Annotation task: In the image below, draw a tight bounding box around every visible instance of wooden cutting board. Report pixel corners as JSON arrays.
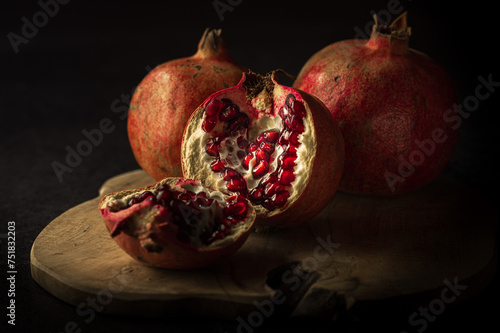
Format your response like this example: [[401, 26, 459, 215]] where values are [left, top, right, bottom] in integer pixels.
[[30, 169, 497, 319]]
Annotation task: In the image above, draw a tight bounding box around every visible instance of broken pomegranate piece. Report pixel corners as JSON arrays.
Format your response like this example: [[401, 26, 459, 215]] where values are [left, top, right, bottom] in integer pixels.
[[182, 71, 345, 227], [99, 177, 255, 269]]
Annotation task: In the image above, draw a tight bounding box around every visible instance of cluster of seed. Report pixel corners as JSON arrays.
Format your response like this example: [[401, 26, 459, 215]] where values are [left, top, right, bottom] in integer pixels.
[[109, 183, 248, 246], [202, 94, 306, 211]]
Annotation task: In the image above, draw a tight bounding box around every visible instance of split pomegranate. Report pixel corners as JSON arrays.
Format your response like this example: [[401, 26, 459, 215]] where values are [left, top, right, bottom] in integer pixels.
[[99, 177, 255, 269], [294, 13, 459, 195], [128, 28, 246, 180], [182, 71, 345, 227]]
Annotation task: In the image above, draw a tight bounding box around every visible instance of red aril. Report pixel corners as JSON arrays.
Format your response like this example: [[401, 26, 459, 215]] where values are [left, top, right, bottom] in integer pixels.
[[99, 177, 255, 269], [182, 71, 345, 227]]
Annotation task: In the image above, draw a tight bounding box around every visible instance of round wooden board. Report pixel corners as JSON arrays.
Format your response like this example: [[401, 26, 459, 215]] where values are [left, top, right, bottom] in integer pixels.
[[30, 169, 497, 319]]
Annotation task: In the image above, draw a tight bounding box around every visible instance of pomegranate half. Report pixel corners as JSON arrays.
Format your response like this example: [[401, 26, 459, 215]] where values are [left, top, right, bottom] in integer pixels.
[[294, 13, 459, 195], [99, 177, 255, 269], [128, 28, 246, 180], [182, 71, 345, 227]]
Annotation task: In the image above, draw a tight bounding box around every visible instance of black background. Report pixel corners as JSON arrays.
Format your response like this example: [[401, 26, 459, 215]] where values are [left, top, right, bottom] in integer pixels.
[[1, 0, 498, 332]]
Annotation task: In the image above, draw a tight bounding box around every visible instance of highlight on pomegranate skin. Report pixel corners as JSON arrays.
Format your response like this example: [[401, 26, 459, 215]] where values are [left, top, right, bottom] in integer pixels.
[[182, 70, 345, 227], [99, 177, 255, 269], [294, 12, 459, 195], [127, 28, 246, 181]]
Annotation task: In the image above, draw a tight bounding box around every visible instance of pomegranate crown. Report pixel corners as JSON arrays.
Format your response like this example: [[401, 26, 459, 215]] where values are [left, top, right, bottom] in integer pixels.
[[373, 11, 411, 39], [367, 12, 411, 54], [239, 70, 297, 99], [195, 28, 232, 60]]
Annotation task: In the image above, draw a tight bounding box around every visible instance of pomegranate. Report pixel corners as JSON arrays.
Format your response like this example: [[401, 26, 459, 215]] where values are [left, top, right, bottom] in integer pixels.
[[99, 177, 255, 269], [128, 28, 246, 180], [294, 13, 459, 195], [182, 71, 345, 227]]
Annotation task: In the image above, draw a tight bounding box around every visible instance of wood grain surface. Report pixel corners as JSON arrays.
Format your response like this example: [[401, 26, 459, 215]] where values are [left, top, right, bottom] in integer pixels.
[[30, 169, 497, 319]]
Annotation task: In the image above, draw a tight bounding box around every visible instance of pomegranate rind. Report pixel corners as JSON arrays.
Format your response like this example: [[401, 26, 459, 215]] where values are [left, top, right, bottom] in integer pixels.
[[127, 28, 246, 180], [98, 177, 255, 269], [293, 13, 458, 195], [182, 71, 345, 227]]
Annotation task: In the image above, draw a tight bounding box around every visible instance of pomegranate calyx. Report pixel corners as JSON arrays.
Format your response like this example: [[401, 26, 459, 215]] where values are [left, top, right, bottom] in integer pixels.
[[367, 12, 410, 54], [240, 70, 296, 101], [241, 71, 275, 101], [373, 12, 411, 38], [195, 28, 232, 60], [389, 11, 410, 35]]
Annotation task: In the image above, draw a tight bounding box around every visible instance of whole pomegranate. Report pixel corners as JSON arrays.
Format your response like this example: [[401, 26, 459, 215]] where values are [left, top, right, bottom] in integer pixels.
[[182, 71, 345, 227], [99, 177, 255, 269], [294, 13, 459, 195], [128, 28, 246, 180]]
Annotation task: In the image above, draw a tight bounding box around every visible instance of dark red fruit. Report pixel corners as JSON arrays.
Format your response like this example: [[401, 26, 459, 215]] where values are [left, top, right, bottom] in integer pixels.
[[294, 13, 458, 195], [182, 71, 344, 227], [99, 178, 255, 269], [128, 28, 246, 180]]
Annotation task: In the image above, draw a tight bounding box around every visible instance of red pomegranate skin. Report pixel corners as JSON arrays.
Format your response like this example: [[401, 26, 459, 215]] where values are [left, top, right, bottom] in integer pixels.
[[181, 71, 345, 227], [128, 29, 246, 180], [99, 178, 256, 269], [294, 13, 459, 195]]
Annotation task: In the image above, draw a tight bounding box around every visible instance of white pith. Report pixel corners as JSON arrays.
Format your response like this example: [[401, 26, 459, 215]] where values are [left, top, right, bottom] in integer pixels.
[[100, 179, 253, 248], [182, 86, 316, 218]]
